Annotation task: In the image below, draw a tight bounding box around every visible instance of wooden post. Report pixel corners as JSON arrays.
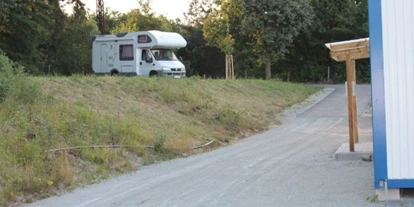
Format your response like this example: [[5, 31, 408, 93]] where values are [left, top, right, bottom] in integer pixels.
[[228, 55, 230, 79], [230, 55, 232, 79], [226, 55, 229, 80], [351, 60, 359, 143], [226, 55, 234, 80], [346, 53, 355, 152], [225, 55, 229, 80], [325, 38, 370, 152], [231, 55, 234, 79]]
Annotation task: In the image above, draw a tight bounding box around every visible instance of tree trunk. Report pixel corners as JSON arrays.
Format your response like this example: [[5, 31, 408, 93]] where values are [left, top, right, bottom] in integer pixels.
[[265, 52, 271, 80]]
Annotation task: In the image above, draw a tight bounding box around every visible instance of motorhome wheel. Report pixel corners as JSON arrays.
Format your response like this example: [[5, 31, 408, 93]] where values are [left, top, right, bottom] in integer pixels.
[[149, 71, 158, 77]]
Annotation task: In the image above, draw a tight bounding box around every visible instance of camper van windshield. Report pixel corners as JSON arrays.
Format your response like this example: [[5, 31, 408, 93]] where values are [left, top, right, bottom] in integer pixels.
[[151, 49, 178, 61]]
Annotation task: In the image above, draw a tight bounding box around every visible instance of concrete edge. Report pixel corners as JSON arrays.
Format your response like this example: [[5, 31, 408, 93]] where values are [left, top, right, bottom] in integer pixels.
[[334, 142, 373, 161]]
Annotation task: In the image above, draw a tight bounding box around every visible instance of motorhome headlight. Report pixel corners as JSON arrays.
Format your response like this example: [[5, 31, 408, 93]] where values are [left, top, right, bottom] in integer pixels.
[[161, 67, 170, 71]]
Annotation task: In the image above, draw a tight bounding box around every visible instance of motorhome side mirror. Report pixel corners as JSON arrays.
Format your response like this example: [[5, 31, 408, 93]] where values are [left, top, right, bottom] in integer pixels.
[[146, 57, 153, 63], [179, 56, 183, 61]]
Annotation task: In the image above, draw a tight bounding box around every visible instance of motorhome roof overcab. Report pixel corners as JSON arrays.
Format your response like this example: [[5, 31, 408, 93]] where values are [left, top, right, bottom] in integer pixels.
[[92, 30, 187, 78]]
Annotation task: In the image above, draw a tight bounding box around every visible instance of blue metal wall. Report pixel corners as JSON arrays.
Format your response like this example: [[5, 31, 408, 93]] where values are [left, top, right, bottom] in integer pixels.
[[369, 0, 414, 189], [369, 0, 387, 189]]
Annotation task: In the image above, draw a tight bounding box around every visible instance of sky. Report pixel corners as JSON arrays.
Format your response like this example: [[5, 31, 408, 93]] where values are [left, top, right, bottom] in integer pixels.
[[63, 0, 190, 20]]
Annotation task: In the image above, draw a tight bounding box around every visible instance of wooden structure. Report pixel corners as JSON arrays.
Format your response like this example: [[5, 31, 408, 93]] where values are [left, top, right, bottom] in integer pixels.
[[325, 38, 370, 152], [226, 54, 234, 80]]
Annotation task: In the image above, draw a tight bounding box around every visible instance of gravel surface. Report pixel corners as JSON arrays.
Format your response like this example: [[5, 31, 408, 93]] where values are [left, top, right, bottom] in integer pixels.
[[26, 84, 399, 207], [277, 86, 335, 123]]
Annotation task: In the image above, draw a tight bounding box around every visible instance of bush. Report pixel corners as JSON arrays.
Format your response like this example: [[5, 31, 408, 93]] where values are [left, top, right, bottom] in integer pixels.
[[0, 50, 40, 103], [0, 51, 16, 100]]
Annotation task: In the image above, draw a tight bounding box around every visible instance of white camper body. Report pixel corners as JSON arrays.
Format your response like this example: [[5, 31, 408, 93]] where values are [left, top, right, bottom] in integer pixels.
[[92, 30, 187, 78]]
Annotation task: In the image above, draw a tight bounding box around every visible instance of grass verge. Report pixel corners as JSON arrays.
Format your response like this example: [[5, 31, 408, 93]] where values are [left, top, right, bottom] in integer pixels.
[[0, 62, 320, 206]]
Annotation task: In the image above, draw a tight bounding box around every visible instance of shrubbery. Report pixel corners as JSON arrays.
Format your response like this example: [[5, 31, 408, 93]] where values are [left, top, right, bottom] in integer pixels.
[[0, 50, 40, 103]]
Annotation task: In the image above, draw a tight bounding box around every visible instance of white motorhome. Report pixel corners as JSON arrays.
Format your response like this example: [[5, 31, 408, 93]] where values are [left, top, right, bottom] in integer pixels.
[[92, 30, 187, 78]]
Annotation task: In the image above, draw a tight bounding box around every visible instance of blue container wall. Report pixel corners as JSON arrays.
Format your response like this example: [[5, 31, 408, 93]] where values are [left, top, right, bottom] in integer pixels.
[[369, 0, 414, 189]]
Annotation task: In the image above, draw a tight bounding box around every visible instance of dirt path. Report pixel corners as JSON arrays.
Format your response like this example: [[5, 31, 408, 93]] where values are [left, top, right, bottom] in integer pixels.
[[26, 85, 383, 207]]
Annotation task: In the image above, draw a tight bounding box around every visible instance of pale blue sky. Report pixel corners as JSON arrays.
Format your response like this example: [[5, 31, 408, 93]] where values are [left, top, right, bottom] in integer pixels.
[[64, 0, 190, 20]]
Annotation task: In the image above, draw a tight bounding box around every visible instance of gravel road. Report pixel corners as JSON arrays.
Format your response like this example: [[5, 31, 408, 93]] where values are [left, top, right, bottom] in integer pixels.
[[26, 84, 387, 207]]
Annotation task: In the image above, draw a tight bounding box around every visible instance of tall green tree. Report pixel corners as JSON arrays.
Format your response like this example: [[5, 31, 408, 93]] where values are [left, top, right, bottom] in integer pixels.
[[242, 0, 312, 79], [203, 0, 241, 55], [177, 0, 225, 77], [0, 0, 16, 32], [278, 0, 369, 83], [103, 8, 123, 34], [203, 0, 263, 78], [184, 0, 217, 26], [0, 0, 52, 72], [54, 2, 99, 75], [111, 0, 173, 33], [45, 0, 67, 72]]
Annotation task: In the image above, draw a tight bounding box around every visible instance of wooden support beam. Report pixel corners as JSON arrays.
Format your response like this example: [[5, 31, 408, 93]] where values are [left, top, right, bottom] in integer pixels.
[[331, 52, 371, 62], [346, 54, 355, 152], [330, 47, 370, 62], [330, 47, 369, 57], [351, 60, 359, 144], [329, 39, 369, 51]]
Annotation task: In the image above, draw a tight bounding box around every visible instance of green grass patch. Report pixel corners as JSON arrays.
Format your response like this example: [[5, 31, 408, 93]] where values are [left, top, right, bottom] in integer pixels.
[[0, 56, 320, 206]]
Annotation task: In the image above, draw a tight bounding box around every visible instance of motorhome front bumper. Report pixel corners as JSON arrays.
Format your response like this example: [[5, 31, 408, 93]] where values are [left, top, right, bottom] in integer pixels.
[[160, 71, 186, 78]]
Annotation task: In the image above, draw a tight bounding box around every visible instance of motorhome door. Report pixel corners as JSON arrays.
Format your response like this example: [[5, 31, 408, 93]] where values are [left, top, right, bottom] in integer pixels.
[[135, 48, 142, 75], [100, 44, 108, 73], [140, 49, 154, 76]]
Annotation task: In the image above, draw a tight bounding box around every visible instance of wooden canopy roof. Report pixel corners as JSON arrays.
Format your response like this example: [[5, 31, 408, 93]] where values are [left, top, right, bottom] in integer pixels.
[[325, 38, 370, 62]]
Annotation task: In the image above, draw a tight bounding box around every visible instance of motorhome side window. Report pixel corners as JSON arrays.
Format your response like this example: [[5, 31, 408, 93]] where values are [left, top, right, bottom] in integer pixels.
[[119, 44, 134, 61], [138, 35, 152, 43]]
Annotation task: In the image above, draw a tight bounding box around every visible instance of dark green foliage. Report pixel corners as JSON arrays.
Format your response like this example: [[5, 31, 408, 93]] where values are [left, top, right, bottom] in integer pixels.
[[242, 0, 313, 79], [0, 0, 51, 72], [0, 0, 98, 75], [176, 25, 225, 77], [0, 0, 369, 83], [53, 3, 99, 75], [111, 0, 173, 33], [179, 0, 226, 77], [277, 0, 369, 83], [102, 8, 123, 34], [184, 0, 215, 26], [0, 50, 40, 104]]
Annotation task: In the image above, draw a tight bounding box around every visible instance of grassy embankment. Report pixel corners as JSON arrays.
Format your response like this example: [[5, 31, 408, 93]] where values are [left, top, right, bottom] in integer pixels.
[[0, 56, 320, 205]]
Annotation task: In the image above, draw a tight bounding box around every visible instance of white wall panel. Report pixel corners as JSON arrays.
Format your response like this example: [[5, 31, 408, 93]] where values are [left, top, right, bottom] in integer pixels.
[[382, 0, 414, 179]]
